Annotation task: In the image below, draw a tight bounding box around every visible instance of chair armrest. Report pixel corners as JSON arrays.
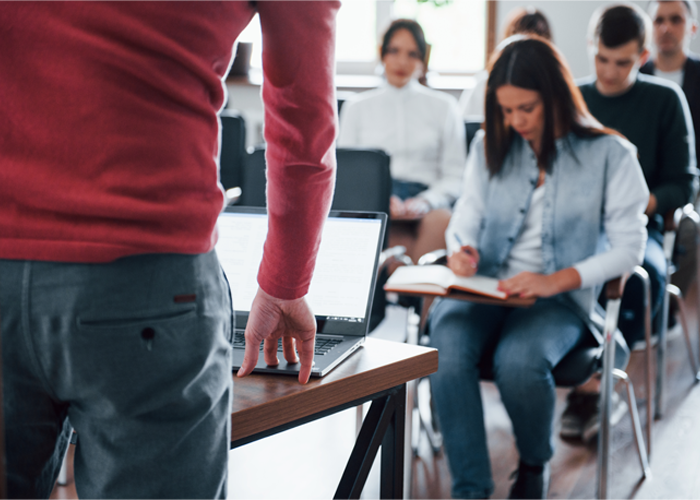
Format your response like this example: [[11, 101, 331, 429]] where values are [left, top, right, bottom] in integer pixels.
[[605, 274, 629, 301], [662, 207, 684, 259], [378, 245, 413, 276], [663, 207, 683, 233], [417, 249, 448, 266]]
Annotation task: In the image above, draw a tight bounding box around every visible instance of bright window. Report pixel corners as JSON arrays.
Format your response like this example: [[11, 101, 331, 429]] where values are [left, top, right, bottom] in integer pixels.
[[336, 0, 378, 63], [237, 14, 262, 70], [392, 0, 486, 73], [236, 1, 488, 75]]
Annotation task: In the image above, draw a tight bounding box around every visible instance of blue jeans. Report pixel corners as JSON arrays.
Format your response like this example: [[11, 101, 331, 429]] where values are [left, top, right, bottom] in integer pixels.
[[392, 179, 428, 201], [429, 297, 586, 499], [0, 251, 233, 499]]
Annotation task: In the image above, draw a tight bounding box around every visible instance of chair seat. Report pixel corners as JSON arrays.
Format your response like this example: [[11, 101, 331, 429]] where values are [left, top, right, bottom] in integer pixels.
[[551, 346, 602, 386]]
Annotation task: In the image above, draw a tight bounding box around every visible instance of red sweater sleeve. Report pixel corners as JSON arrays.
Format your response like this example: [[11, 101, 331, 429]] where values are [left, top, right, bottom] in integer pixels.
[[256, 2, 339, 300]]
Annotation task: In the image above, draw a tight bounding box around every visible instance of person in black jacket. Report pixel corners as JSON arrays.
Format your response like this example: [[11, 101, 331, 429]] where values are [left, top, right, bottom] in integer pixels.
[[641, 0, 699, 166], [561, 2, 697, 444]]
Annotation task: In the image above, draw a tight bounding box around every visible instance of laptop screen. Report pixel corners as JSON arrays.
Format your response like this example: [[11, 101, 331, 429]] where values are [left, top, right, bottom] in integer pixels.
[[216, 207, 386, 336]]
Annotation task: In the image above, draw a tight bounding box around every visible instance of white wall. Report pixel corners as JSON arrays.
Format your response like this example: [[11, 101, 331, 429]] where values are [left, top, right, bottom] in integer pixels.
[[495, 0, 700, 79]]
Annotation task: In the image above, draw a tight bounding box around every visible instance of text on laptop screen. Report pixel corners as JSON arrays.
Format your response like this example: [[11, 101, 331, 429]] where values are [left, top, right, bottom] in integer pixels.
[[216, 211, 382, 322]]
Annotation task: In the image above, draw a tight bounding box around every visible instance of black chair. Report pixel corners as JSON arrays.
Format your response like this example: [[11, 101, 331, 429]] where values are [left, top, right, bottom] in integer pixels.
[[639, 204, 700, 422], [238, 145, 391, 212], [464, 119, 482, 154], [219, 110, 247, 191], [237, 145, 401, 331], [337, 90, 357, 117], [237, 146, 267, 207], [411, 251, 650, 498]]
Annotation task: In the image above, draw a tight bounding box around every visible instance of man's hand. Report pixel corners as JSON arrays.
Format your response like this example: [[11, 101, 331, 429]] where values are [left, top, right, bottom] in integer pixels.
[[236, 287, 317, 384], [498, 268, 581, 299]]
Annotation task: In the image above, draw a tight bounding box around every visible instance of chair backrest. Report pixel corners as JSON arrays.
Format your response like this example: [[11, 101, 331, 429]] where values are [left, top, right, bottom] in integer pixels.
[[219, 110, 247, 191], [238, 146, 392, 217], [333, 148, 391, 215], [238, 146, 268, 207], [465, 120, 483, 154]]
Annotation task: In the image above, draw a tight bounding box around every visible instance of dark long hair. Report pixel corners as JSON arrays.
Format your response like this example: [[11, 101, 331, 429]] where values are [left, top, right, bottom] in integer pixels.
[[484, 36, 615, 175], [502, 7, 553, 41]]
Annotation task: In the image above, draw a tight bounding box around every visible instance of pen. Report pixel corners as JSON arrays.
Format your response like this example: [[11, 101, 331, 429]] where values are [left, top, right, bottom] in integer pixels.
[[454, 234, 477, 269]]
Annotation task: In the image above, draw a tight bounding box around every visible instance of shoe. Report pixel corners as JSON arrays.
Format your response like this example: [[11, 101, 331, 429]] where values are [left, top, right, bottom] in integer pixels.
[[581, 391, 628, 443], [559, 391, 598, 439], [508, 461, 550, 499]]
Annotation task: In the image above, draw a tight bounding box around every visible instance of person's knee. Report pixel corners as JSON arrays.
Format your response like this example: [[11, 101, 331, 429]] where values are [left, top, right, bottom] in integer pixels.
[[429, 303, 483, 368], [493, 346, 550, 391]]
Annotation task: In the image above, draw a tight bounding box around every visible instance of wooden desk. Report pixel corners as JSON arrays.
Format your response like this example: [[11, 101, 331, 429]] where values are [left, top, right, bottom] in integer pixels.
[[231, 337, 438, 499]]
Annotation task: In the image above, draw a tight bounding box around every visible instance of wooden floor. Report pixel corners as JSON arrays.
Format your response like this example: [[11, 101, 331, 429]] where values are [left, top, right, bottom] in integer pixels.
[[51, 290, 700, 499]]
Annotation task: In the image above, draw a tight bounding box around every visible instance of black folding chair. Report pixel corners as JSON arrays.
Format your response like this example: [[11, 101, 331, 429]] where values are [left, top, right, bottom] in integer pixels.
[[465, 119, 482, 154], [219, 110, 247, 191]]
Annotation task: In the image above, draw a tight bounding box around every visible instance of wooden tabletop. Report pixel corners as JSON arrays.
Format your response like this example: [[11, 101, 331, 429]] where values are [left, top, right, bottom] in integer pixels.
[[231, 337, 438, 443]]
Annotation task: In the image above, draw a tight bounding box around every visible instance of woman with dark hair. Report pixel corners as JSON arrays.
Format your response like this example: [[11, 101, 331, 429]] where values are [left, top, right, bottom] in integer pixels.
[[429, 36, 649, 499], [338, 19, 465, 262], [460, 7, 553, 119]]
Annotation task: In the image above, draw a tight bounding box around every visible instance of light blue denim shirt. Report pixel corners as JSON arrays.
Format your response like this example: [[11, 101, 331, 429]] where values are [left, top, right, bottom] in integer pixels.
[[448, 130, 649, 319]]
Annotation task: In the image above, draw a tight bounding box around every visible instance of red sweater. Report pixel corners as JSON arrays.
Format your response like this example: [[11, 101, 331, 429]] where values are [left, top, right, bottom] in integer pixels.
[[0, 1, 338, 300]]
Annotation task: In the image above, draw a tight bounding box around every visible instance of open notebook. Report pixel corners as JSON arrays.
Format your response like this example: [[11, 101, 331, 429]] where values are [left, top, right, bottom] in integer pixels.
[[216, 206, 386, 377]]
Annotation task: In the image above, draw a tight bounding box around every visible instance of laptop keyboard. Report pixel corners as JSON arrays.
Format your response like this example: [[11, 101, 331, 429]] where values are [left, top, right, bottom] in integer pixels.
[[233, 332, 342, 356]]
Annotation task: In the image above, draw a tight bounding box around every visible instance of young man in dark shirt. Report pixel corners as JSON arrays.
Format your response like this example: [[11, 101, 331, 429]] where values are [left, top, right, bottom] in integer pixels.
[[641, 0, 700, 168], [561, 2, 697, 442]]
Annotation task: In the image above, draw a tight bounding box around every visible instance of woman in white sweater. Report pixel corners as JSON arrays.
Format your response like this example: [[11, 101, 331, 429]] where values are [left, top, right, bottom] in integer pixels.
[[338, 19, 466, 263]]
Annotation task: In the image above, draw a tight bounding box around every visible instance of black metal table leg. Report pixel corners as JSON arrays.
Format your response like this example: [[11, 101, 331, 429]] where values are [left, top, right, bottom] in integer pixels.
[[381, 384, 405, 499], [334, 384, 406, 499]]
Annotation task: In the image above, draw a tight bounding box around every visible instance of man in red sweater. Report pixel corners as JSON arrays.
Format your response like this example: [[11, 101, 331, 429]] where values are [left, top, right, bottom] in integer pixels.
[[0, 2, 338, 498]]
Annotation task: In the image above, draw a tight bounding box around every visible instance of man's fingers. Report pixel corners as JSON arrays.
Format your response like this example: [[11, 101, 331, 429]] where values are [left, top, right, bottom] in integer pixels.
[[296, 336, 316, 384], [236, 341, 261, 378], [282, 336, 299, 364], [263, 337, 280, 366]]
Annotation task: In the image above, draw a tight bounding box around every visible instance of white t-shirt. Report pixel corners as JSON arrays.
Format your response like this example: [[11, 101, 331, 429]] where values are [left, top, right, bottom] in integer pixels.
[[654, 67, 684, 87], [338, 80, 467, 209], [498, 184, 545, 280]]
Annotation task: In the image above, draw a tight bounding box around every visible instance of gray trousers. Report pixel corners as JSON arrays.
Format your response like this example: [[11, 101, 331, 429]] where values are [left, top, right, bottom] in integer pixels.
[[0, 251, 233, 499]]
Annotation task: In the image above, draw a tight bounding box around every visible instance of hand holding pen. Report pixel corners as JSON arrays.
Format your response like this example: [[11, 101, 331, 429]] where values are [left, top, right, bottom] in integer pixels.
[[447, 234, 480, 277]]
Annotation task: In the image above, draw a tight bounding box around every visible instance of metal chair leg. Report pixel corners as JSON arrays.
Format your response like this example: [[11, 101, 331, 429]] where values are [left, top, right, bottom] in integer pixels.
[[57, 444, 69, 486], [612, 369, 651, 478], [667, 285, 700, 381], [411, 377, 442, 455], [633, 266, 654, 457], [597, 297, 621, 500], [655, 274, 671, 420], [686, 206, 700, 387], [356, 404, 365, 438]]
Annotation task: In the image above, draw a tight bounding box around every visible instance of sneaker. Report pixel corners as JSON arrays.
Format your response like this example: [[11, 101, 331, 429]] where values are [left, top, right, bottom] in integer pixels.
[[559, 391, 598, 439], [581, 391, 628, 443], [508, 461, 550, 499]]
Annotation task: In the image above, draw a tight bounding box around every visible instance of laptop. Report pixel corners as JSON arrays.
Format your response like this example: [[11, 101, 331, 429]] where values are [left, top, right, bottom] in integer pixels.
[[216, 206, 387, 377]]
